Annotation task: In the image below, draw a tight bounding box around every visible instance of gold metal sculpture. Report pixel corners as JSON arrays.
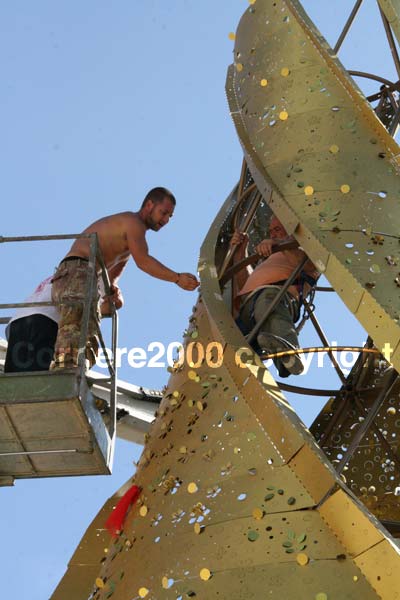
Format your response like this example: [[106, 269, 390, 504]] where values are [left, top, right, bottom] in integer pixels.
[[52, 1, 400, 598]]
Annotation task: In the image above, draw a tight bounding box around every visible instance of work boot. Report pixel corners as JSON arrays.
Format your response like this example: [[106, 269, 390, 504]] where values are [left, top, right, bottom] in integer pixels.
[[257, 333, 304, 376]]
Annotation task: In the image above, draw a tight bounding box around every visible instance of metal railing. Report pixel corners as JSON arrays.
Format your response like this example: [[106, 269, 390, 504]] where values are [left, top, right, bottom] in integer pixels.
[[217, 161, 369, 392], [0, 232, 118, 440]]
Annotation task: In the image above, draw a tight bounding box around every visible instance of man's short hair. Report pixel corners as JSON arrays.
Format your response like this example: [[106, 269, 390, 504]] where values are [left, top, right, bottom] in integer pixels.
[[141, 187, 176, 208]]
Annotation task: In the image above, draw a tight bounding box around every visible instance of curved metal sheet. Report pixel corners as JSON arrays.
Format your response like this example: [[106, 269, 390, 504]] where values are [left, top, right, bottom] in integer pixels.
[[228, 0, 400, 372], [50, 2, 400, 599], [379, 0, 400, 46]]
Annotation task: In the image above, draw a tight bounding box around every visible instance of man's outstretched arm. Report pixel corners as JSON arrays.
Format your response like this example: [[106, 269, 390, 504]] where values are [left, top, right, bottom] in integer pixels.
[[127, 220, 199, 291]]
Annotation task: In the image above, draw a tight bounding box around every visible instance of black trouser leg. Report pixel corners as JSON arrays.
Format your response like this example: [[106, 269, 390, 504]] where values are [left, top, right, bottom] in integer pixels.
[[5, 315, 58, 373]]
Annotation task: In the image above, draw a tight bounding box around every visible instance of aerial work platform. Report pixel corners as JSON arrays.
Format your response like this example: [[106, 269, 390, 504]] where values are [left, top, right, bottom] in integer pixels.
[[0, 370, 113, 485], [0, 232, 119, 484], [0, 334, 161, 486]]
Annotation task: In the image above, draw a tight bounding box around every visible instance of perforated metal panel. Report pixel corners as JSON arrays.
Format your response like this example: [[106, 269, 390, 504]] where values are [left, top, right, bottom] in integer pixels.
[[50, 2, 400, 599]]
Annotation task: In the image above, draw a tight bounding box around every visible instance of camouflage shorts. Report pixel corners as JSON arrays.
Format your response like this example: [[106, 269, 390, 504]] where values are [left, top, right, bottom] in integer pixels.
[[51, 259, 101, 369]]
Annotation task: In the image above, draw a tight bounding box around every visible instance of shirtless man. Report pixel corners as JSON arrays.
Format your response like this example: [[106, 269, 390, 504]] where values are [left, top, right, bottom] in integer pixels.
[[51, 186, 199, 369], [230, 216, 318, 377]]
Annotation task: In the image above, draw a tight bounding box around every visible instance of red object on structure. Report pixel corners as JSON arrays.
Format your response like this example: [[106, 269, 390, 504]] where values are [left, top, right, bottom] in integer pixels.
[[105, 484, 141, 537]]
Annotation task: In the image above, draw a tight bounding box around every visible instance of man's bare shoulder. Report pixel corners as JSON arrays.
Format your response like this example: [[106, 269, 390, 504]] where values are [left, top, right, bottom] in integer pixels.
[[120, 212, 146, 235], [83, 211, 144, 232]]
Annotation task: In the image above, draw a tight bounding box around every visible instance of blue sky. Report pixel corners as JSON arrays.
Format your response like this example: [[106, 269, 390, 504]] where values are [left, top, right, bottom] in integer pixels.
[[0, 2, 396, 598]]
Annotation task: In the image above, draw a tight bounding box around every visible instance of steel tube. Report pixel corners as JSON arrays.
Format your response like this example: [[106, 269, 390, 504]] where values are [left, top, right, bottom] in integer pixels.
[[303, 298, 347, 385], [95, 246, 118, 439], [0, 233, 93, 243], [109, 310, 119, 439], [333, 0, 364, 54], [0, 449, 78, 457], [379, 4, 400, 80], [218, 186, 263, 280]]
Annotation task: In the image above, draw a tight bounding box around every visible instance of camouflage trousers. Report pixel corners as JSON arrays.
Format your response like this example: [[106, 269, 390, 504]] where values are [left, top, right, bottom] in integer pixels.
[[51, 259, 101, 369]]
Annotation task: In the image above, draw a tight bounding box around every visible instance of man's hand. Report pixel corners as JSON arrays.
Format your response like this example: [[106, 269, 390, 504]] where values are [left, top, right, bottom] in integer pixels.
[[255, 238, 274, 257], [230, 230, 249, 247], [176, 273, 199, 291], [101, 284, 124, 315], [109, 284, 124, 309]]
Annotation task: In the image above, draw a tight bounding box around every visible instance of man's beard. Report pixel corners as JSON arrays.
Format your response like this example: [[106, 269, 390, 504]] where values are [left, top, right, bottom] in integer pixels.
[[146, 215, 162, 231]]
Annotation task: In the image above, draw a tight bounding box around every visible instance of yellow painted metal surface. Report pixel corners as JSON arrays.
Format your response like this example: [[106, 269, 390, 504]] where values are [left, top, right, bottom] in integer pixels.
[[228, 0, 400, 372], [52, 495, 123, 600], [354, 539, 400, 598], [311, 371, 400, 524], [379, 0, 400, 45], [51, 1, 400, 599]]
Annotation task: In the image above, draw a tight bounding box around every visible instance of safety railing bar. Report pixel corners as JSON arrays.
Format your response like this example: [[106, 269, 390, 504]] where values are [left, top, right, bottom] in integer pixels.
[[96, 247, 110, 292], [333, 0, 364, 54], [348, 70, 399, 88], [273, 382, 344, 397], [96, 327, 115, 378], [379, 4, 400, 80], [0, 233, 94, 243], [261, 345, 379, 361], [336, 369, 398, 475], [276, 382, 377, 397], [216, 185, 241, 280], [0, 449, 78, 457], [303, 298, 347, 385], [239, 181, 257, 201], [232, 185, 258, 230], [0, 302, 55, 309], [246, 256, 308, 344], [230, 190, 265, 308], [367, 90, 388, 103], [109, 311, 118, 439], [218, 166, 265, 280], [95, 247, 118, 439], [0, 299, 112, 310], [2, 406, 37, 473], [220, 239, 300, 287], [76, 237, 118, 439]]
